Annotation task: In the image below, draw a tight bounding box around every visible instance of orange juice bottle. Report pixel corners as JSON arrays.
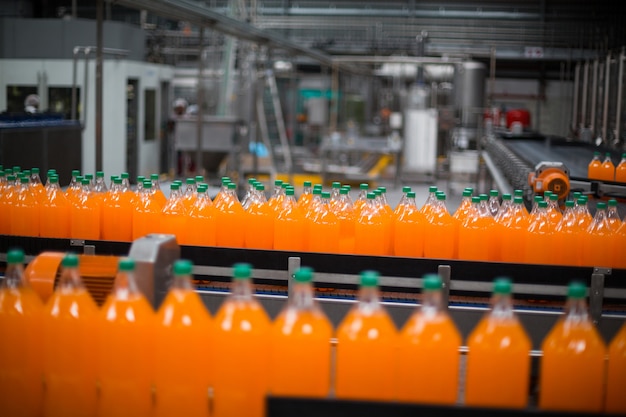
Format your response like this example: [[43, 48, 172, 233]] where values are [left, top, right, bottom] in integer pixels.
[[132, 180, 161, 240], [97, 257, 155, 417], [245, 183, 274, 249], [599, 152, 616, 181], [539, 282, 606, 413], [214, 182, 246, 248], [393, 191, 424, 257], [241, 177, 258, 210], [102, 177, 133, 241], [335, 271, 396, 401], [614, 221, 626, 269], [553, 200, 582, 266], [458, 196, 491, 261], [376, 187, 394, 255], [70, 178, 101, 240], [582, 201, 615, 267], [465, 278, 531, 408], [183, 185, 216, 246], [396, 274, 461, 404], [28, 167, 45, 202], [267, 179, 285, 212], [605, 321, 626, 414], [0, 248, 44, 417], [616, 153, 626, 182], [575, 196, 593, 230], [587, 151, 602, 179], [274, 188, 305, 251], [353, 183, 369, 215], [452, 189, 473, 223], [500, 196, 528, 263], [419, 186, 438, 218], [296, 180, 313, 210], [494, 193, 513, 221], [524, 200, 556, 265], [354, 192, 387, 256], [269, 267, 332, 397], [546, 193, 562, 225], [212, 263, 271, 417], [159, 182, 187, 239], [606, 198, 622, 232], [332, 187, 356, 254], [154, 260, 212, 417], [43, 253, 98, 417], [487, 189, 501, 216], [301, 186, 322, 250], [0, 174, 17, 234], [11, 176, 40, 236], [39, 174, 70, 238], [423, 193, 455, 259], [392, 186, 412, 220], [308, 191, 340, 253], [181, 177, 198, 212], [150, 173, 167, 207]]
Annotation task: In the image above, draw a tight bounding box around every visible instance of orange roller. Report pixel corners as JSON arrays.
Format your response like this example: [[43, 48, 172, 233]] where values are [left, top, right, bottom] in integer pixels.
[[24, 251, 64, 304]]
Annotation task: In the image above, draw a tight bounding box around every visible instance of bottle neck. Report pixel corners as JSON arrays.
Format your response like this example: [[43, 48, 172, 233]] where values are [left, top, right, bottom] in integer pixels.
[[231, 278, 253, 300], [490, 293, 514, 319], [113, 270, 140, 300], [421, 290, 443, 317], [564, 298, 589, 324], [358, 286, 381, 313], [2, 262, 25, 290], [59, 266, 84, 291], [290, 282, 315, 310], [171, 274, 194, 291]]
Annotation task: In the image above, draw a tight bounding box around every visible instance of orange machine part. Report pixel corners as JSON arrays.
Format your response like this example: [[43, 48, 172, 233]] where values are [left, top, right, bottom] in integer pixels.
[[529, 168, 570, 200], [23, 252, 120, 306]]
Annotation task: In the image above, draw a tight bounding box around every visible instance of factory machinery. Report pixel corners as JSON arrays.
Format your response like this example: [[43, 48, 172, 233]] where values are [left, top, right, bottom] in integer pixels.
[[1, 233, 625, 416]]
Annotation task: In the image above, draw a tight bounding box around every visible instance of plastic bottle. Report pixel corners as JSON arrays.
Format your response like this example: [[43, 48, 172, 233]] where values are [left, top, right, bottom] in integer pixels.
[[354, 192, 387, 256], [135, 175, 146, 194], [396, 274, 460, 404], [546, 193, 562, 226], [267, 179, 285, 212], [308, 191, 340, 253], [0, 174, 17, 234], [28, 167, 45, 202], [132, 180, 161, 240], [353, 183, 369, 215], [614, 220, 626, 269], [539, 282, 606, 413], [149, 173, 167, 208], [159, 182, 187, 239], [101, 177, 134, 242], [423, 193, 456, 259], [181, 184, 216, 246], [554, 201, 582, 266], [332, 187, 356, 254], [605, 321, 626, 414], [0, 248, 44, 417], [335, 271, 397, 401], [606, 198, 622, 232], [498, 196, 529, 263], [241, 177, 258, 209], [11, 176, 40, 236], [330, 181, 342, 201], [616, 153, 626, 183], [43, 253, 98, 417], [494, 193, 512, 222], [458, 196, 491, 261], [393, 191, 424, 258], [181, 177, 198, 212], [599, 152, 615, 181], [39, 174, 71, 238], [274, 188, 305, 251], [269, 267, 332, 397], [587, 151, 602, 180], [154, 260, 212, 417], [212, 177, 231, 207], [296, 180, 313, 210], [465, 278, 531, 408], [214, 182, 246, 248], [524, 200, 556, 265], [120, 172, 131, 191], [487, 189, 500, 216], [582, 201, 614, 267], [97, 258, 154, 417], [245, 183, 274, 249], [575, 196, 593, 230], [212, 263, 271, 417], [419, 185, 438, 218]]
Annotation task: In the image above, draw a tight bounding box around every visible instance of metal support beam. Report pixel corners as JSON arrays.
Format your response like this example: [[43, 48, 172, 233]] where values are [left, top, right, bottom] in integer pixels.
[[95, 0, 104, 172], [615, 48, 625, 146], [602, 53, 611, 143], [572, 62, 580, 134], [196, 27, 205, 175]]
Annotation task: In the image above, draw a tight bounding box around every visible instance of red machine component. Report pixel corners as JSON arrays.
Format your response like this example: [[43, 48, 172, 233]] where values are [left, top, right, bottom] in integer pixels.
[[506, 109, 531, 130]]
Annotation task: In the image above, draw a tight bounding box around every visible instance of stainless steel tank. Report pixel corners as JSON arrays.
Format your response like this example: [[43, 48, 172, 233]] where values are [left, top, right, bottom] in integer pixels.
[[454, 61, 486, 127]]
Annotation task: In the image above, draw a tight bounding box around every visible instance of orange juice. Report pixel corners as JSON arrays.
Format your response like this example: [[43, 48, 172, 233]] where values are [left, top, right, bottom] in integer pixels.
[[150, 173, 167, 208], [267, 179, 286, 213], [0, 249, 44, 417], [465, 278, 531, 408], [270, 267, 332, 397], [605, 322, 626, 414], [154, 260, 212, 417], [335, 271, 397, 401], [28, 167, 46, 202], [396, 274, 461, 404], [181, 178, 198, 212], [393, 191, 424, 257], [539, 282, 606, 413], [0, 174, 17, 234], [183, 185, 216, 246], [102, 177, 134, 241], [70, 178, 101, 240], [132, 180, 161, 240], [554, 200, 582, 266], [614, 221, 626, 269], [159, 182, 187, 239], [587, 151, 602, 179], [582, 201, 614, 267], [423, 193, 456, 259], [215, 182, 246, 248], [575, 196, 593, 230], [353, 183, 369, 215], [500, 196, 528, 263], [376, 187, 394, 254], [245, 183, 274, 249], [599, 152, 615, 181], [39, 174, 70, 238], [97, 258, 155, 417], [308, 191, 340, 253], [354, 193, 387, 256], [418, 186, 438, 218], [274, 188, 305, 251], [458, 196, 491, 261], [11, 176, 40, 236], [332, 187, 356, 253], [616, 153, 626, 182], [546, 193, 562, 225], [524, 200, 555, 265], [43, 253, 98, 417], [607, 199, 622, 232], [212, 264, 271, 417], [296, 180, 313, 210]]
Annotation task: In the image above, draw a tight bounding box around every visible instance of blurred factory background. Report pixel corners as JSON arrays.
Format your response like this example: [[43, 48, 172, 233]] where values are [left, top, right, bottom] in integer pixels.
[[0, 0, 625, 199]]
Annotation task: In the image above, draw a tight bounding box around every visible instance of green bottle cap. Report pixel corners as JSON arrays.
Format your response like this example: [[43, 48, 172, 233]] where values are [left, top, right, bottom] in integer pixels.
[[173, 259, 193, 276], [170, 183, 180, 191], [143, 180, 152, 188], [7, 248, 25, 264], [608, 199, 617, 206], [549, 194, 558, 201], [303, 181, 312, 187], [378, 186, 387, 193], [96, 171, 104, 178], [462, 190, 472, 197], [402, 186, 411, 193], [360, 270, 379, 287], [565, 200, 575, 208], [464, 187, 474, 193], [12, 166, 21, 173], [423, 274, 442, 291], [479, 194, 488, 201], [340, 188, 348, 195], [429, 186, 437, 193], [322, 191, 331, 199], [567, 282, 586, 299], [367, 192, 376, 199], [118, 257, 135, 272], [233, 263, 252, 280], [573, 192, 581, 198], [85, 173, 93, 180], [605, 152, 611, 157], [471, 196, 480, 203], [286, 188, 295, 196], [313, 187, 322, 195], [81, 178, 90, 186], [197, 185, 208, 193], [593, 151, 600, 156], [514, 189, 523, 196], [544, 191, 553, 197], [407, 191, 416, 198], [256, 183, 265, 191], [274, 179, 283, 186], [62, 253, 79, 268], [538, 201, 548, 208], [373, 190, 382, 196], [121, 172, 129, 179], [195, 175, 204, 182], [227, 183, 236, 190], [20, 176, 29, 184], [502, 193, 511, 200], [294, 267, 313, 283], [436, 193, 446, 201], [22, 170, 31, 176], [186, 178, 196, 185], [114, 178, 122, 185], [596, 202, 607, 210], [577, 198, 586, 205], [342, 185, 351, 191], [221, 177, 231, 185], [489, 190, 499, 197], [49, 176, 59, 184], [493, 277, 512, 295], [281, 182, 291, 189], [581, 195, 589, 202], [534, 195, 543, 202], [332, 181, 341, 189], [360, 183, 369, 190], [31, 167, 39, 174]]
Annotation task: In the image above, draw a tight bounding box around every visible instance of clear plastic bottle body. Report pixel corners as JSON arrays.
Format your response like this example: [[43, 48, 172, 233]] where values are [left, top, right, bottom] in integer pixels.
[[354, 194, 388, 256], [245, 184, 274, 249], [308, 192, 340, 253], [393, 192, 424, 258], [214, 183, 246, 248], [11, 177, 40, 236], [525, 201, 555, 265], [274, 191, 305, 251], [616, 153, 626, 183], [102, 178, 133, 241], [183, 187, 216, 247], [587, 152, 602, 179], [132, 181, 160, 240], [40, 175, 70, 239], [582, 203, 614, 267], [159, 184, 188, 238], [554, 201, 582, 266], [605, 322, 626, 413]]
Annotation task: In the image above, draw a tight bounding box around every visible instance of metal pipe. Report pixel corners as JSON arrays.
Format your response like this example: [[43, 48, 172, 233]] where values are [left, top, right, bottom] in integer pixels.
[[616, 48, 625, 147], [83, 47, 91, 130], [572, 62, 580, 134], [489, 46, 496, 107], [581, 60, 589, 130], [590, 59, 598, 135], [602, 53, 611, 143], [96, 0, 103, 172], [195, 27, 205, 176]]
